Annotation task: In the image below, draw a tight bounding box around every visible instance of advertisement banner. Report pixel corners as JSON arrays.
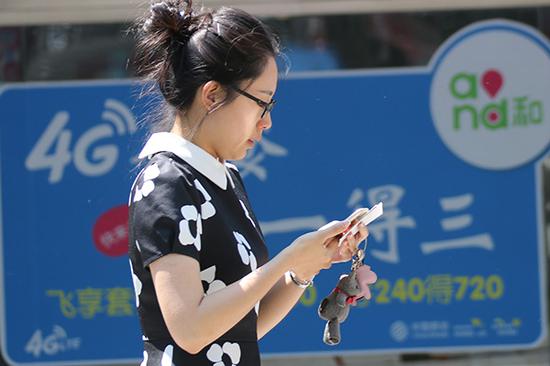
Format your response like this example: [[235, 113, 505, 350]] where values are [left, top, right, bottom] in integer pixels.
[[0, 19, 548, 365]]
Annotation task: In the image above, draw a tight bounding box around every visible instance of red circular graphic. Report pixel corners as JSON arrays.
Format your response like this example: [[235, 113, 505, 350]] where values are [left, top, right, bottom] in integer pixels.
[[488, 111, 500, 123], [92, 205, 129, 257]]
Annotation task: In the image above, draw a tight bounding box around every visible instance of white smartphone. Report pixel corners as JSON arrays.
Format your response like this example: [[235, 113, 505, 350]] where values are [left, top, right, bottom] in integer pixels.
[[340, 202, 384, 243]]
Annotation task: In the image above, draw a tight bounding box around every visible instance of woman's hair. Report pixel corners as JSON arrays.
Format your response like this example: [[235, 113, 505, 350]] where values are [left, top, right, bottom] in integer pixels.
[[132, 0, 280, 132]]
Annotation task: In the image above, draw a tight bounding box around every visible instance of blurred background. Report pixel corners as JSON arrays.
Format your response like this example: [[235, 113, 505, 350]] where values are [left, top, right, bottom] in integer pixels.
[[0, 1, 549, 366]]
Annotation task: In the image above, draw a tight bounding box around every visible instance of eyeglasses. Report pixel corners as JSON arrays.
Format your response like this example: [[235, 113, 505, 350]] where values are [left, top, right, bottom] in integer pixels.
[[231, 86, 276, 118]]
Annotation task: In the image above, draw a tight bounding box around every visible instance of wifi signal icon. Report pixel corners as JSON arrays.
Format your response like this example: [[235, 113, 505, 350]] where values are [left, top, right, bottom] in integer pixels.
[[101, 99, 137, 136], [101, 99, 140, 164]]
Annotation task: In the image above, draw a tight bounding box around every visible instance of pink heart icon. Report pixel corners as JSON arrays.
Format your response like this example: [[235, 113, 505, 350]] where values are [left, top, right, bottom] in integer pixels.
[[481, 69, 504, 98]]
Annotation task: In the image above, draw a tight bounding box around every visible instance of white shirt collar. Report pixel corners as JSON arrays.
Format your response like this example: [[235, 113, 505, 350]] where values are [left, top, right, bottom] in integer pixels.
[[138, 132, 235, 190]]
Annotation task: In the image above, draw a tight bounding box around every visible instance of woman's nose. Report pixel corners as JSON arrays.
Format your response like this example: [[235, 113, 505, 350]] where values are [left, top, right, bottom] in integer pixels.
[[260, 112, 272, 130]]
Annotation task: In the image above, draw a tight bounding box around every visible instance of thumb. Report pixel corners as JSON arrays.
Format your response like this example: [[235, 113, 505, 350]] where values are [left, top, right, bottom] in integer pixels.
[[317, 220, 350, 239]]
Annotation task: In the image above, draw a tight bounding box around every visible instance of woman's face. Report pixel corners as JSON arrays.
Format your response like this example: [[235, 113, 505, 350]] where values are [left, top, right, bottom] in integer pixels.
[[203, 57, 278, 161]]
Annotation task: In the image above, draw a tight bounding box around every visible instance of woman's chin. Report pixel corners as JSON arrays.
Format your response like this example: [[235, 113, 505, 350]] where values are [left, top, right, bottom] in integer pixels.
[[234, 151, 248, 161], [224, 150, 247, 162]]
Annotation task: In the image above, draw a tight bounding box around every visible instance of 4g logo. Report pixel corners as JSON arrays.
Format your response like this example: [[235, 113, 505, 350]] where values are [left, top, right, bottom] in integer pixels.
[[450, 69, 544, 131], [25, 99, 137, 184]]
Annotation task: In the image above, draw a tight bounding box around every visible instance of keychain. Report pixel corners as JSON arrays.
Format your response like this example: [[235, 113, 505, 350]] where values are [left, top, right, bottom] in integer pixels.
[[318, 242, 377, 345]]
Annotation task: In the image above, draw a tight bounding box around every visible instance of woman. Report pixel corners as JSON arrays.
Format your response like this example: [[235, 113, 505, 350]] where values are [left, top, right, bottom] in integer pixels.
[[128, 1, 373, 365]]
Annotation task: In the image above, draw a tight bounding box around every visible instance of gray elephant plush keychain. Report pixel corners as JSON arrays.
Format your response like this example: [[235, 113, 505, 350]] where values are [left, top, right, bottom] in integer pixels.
[[318, 247, 377, 345]]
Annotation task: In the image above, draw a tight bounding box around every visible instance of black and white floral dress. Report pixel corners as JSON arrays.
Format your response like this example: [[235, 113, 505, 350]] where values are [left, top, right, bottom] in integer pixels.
[[128, 132, 269, 366]]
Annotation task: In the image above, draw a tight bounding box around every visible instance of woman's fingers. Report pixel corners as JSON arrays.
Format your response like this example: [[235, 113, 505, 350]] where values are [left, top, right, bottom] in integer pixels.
[[330, 244, 354, 263], [321, 222, 371, 265], [357, 224, 368, 241], [317, 220, 350, 240], [334, 224, 368, 262], [343, 229, 363, 253], [348, 224, 368, 251], [343, 239, 356, 256]]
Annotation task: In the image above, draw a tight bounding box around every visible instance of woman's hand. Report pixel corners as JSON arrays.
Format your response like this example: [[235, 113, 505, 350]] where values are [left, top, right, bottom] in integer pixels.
[[331, 223, 368, 263], [282, 220, 350, 280]]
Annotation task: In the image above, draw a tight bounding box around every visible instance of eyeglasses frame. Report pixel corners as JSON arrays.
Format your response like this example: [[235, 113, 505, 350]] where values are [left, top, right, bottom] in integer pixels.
[[231, 86, 276, 118]]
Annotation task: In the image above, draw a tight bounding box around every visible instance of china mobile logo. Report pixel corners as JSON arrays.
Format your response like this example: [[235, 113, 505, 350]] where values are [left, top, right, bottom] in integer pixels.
[[451, 69, 544, 131]]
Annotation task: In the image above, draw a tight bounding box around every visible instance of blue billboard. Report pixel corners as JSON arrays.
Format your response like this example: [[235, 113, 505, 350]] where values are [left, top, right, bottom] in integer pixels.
[[0, 20, 548, 365]]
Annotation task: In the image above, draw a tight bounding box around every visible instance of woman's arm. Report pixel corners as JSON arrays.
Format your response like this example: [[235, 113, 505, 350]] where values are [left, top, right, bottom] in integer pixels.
[[150, 252, 288, 354], [149, 220, 349, 354], [256, 272, 308, 339]]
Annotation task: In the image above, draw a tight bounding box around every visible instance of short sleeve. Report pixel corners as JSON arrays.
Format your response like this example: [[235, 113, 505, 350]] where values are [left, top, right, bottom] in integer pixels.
[[129, 155, 203, 268]]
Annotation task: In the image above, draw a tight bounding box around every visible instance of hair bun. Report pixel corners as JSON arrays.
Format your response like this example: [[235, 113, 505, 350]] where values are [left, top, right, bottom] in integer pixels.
[[144, 0, 195, 43]]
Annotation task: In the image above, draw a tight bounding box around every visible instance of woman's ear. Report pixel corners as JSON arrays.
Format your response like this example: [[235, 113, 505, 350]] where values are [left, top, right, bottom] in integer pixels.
[[200, 80, 226, 112]]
